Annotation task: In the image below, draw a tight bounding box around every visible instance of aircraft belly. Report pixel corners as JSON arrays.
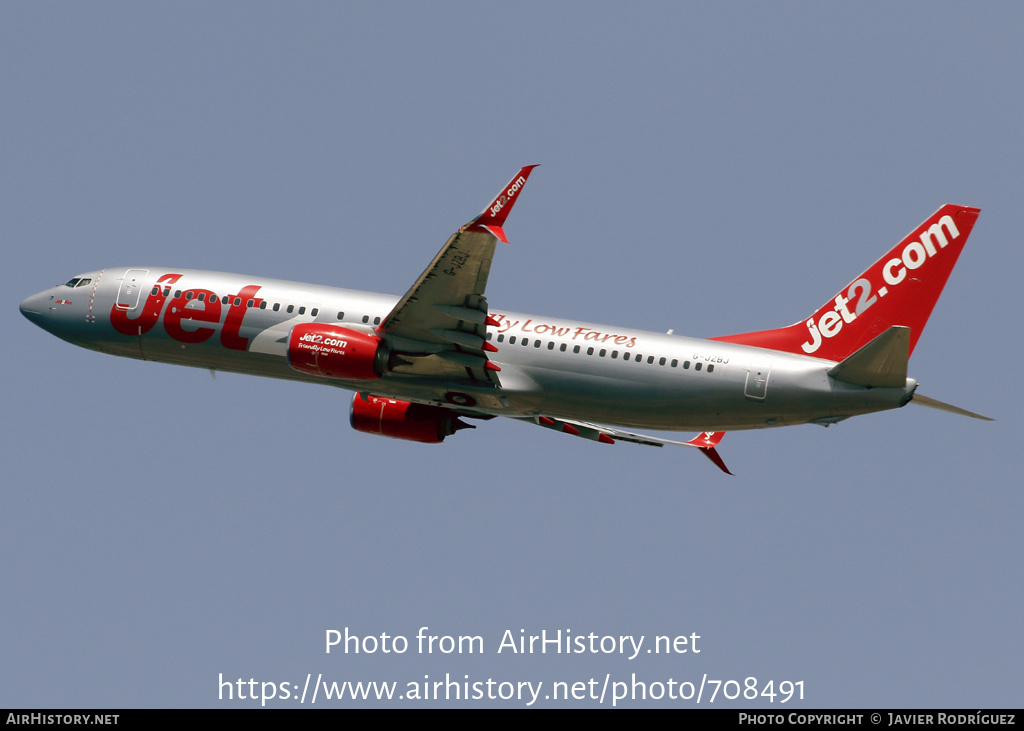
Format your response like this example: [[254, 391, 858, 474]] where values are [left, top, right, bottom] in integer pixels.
[[523, 361, 911, 432], [116, 334, 312, 381], [523, 364, 753, 431]]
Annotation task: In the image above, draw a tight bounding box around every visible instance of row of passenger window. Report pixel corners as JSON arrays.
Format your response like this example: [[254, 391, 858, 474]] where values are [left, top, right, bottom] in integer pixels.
[[486, 332, 716, 372], [150, 285, 709, 371], [152, 287, 383, 324]]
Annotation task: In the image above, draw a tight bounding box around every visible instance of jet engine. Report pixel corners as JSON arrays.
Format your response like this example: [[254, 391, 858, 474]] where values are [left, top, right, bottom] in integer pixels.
[[287, 323, 387, 381], [350, 394, 473, 444]]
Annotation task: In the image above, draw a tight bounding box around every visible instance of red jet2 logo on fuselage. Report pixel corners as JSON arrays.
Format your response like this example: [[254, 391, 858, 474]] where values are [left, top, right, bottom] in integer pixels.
[[110, 273, 264, 351]]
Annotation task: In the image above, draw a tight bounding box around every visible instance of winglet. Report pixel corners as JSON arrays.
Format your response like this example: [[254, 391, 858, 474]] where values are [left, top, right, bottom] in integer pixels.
[[685, 431, 733, 475], [467, 165, 539, 243]]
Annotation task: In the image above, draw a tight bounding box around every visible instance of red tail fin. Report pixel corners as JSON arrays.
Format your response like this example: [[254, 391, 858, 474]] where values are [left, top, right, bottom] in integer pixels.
[[710, 205, 980, 362]]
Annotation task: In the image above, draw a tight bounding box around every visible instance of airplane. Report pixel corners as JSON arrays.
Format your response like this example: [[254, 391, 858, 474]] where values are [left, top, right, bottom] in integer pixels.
[[19, 166, 991, 474]]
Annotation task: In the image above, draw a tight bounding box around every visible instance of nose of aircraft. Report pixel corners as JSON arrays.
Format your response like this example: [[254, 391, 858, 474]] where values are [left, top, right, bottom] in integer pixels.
[[20, 291, 48, 325], [20, 289, 60, 330], [21, 285, 97, 347]]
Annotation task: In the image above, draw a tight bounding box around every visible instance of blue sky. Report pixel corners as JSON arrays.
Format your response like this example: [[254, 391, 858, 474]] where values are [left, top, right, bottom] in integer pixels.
[[2, 2, 1021, 707]]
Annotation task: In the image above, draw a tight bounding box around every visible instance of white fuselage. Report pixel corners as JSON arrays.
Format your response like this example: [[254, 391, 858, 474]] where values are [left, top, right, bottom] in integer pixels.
[[20, 266, 914, 432]]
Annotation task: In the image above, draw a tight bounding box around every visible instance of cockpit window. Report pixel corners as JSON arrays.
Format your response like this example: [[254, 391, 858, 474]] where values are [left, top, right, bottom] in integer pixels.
[[63, 277, 92, 288]]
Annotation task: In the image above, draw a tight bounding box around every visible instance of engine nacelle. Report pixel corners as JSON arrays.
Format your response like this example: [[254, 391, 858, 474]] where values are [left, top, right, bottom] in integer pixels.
[[287, 323, 386, 381], [350, 394, 472, 444]]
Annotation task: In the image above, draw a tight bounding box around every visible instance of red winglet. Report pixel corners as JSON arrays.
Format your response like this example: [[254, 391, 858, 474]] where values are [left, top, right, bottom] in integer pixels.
[[468, 165, 539, 243], [700, 447, 734, 476], [685, 432, 732, 475], [685, 431, 725, 449], [562, 423, 580, 436], [484, 361, 501, 372], [597, 433, 615, 445]]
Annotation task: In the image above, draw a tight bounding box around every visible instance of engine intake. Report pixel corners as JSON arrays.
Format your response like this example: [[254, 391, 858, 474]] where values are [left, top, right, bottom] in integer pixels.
[[287, 323, 386, 381], [350, 394, 473, 444]]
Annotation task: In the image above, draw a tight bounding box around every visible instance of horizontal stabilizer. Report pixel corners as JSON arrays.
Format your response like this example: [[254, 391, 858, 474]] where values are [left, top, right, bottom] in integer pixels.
[[827, 326, 909, 388], [911, 393, 993, 421]]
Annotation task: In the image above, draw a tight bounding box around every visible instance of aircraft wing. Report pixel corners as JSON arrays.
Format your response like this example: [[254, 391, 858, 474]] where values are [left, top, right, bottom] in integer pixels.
[[522, 415, 733, 475], [376, 166, 538, 384]]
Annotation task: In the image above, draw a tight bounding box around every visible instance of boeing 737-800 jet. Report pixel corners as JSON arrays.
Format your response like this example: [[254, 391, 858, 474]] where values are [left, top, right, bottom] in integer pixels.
[[20, 166, 990, 473]]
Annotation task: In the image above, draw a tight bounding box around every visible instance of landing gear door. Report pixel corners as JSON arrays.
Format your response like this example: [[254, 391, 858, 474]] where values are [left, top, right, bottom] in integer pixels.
[[744, 356, 773, 400], [115, 269, 149, 311]]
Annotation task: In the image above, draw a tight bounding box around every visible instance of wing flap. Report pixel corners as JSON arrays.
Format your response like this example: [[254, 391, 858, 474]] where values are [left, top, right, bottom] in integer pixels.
[[521, 416, 733, 474]]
